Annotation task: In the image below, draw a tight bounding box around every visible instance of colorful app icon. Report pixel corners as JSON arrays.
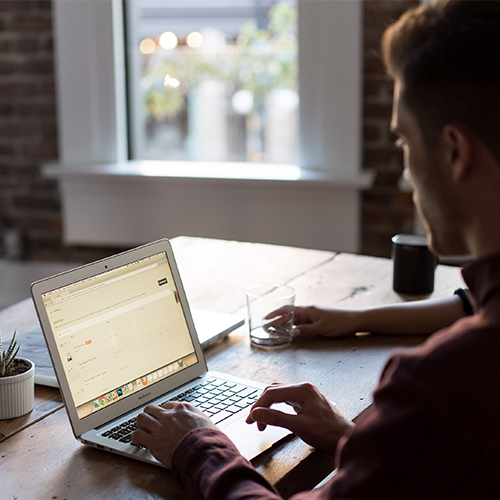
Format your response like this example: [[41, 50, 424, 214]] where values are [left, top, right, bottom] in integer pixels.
[[99, 397, 106, 406], [142, 377, 148, 386]]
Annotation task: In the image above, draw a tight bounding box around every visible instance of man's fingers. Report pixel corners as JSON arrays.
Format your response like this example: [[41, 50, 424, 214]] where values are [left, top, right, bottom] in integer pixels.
[[293, 322, 317, 336], [250, 407, 297, 432], [246, 388, 286, 423], [246, 385, 307, 423], [292, 307, 314, 324], [264, 315, 292, 330], [143, 403, 167, 418], [131, 427, 154, 447], [137, 408, 159, 425], [160, 401, 177, 410], [264, 306, 290, 320]]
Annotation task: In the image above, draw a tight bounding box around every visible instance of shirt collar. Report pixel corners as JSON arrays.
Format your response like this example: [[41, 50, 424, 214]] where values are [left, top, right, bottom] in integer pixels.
[[462, 252, 500, 310]]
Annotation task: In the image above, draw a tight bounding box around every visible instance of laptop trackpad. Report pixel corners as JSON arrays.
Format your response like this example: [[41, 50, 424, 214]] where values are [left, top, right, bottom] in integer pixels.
[[219, 403, 293, 460], [222, 418, 291, 460]]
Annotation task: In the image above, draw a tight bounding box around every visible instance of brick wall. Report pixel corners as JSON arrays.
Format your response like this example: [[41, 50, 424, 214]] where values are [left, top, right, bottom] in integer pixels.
[[0, 0, 57, 257], [0, 0, 418, 262], [361, 0, 419, 257], [0, 0, 124, 261]]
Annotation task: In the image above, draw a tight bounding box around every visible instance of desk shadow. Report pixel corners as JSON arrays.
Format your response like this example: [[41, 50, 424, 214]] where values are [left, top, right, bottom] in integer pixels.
[[52, 444, 187, 500]]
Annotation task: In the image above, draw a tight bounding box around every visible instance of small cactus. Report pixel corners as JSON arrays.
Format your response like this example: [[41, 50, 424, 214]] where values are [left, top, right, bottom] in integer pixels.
[[0, 330, 20, 377]]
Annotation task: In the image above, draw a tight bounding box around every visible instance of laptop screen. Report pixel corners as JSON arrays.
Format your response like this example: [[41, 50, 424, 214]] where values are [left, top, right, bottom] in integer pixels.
[[40, 251, 198, 420]]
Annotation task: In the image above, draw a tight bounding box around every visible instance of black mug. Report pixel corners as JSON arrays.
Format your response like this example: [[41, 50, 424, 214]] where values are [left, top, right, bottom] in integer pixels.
[[392, 234, 438, 295]]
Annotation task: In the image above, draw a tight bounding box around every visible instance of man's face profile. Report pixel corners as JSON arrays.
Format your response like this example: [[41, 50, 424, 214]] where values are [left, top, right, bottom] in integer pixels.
[[390, 80, 467, 258]]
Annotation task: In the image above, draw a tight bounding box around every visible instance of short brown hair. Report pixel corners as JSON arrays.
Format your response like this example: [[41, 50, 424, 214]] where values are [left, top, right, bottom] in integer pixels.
[[382, 0, 500, 160]]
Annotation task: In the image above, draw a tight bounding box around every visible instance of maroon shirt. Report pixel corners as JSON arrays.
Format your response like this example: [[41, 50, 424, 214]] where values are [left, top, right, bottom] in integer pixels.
[[173, 253, 500, 499]]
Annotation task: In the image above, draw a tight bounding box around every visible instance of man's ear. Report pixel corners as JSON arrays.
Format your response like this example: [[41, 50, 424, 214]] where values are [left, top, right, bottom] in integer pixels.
[[442, 125, 472, 182]]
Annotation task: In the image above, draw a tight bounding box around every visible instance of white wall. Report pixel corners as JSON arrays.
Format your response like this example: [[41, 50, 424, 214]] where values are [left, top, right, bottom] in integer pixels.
[[56, 175, 362, 252]]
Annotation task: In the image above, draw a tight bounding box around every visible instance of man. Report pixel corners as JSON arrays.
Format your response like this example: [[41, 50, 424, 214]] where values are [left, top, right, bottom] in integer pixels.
[[132, 1, 500, 498]]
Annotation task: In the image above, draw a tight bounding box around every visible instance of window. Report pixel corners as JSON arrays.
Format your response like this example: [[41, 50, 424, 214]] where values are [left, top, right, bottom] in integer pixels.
[[127, 1, 299, 165], [50, 0, 370, 253]]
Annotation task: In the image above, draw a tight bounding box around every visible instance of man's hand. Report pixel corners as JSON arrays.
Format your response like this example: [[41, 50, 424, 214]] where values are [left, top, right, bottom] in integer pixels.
[[246, 383, 354, 455], [293, 306, 359, 338], [132, 401, 217, 468]]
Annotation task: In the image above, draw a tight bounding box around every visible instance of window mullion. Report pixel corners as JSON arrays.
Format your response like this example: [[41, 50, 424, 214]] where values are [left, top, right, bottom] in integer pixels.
[[53, 0, 127, 165], [298, 0, 362, 177]]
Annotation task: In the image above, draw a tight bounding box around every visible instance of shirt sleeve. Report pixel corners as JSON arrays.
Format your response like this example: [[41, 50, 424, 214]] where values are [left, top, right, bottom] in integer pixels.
[[172, 427, 280, 500], [172, 427, 334, 500]]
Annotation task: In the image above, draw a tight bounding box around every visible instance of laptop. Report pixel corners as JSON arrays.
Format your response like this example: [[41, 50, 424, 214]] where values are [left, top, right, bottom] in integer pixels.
[[31, 238, 291, 466]]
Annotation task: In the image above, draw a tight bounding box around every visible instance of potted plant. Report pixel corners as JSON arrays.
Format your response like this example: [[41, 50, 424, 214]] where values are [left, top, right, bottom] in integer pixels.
[[0, 330, 35, 420]]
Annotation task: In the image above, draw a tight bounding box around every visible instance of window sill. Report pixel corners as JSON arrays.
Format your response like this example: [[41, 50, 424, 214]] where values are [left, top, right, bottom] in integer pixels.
[[43, 160, 373, 189], [44, 160, 373, 252]]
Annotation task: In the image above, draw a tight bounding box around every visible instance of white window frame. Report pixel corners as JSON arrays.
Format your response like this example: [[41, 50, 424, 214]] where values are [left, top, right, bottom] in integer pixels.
[[48, 0, 372, 252]]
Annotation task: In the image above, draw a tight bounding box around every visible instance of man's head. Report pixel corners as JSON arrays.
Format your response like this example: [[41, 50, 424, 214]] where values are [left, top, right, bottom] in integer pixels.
[[382, 0, 500, 258], [382, 0, 500, 161]]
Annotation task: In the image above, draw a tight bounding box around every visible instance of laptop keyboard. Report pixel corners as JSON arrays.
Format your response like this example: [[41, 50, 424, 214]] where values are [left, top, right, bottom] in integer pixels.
[[102, 376, 261, 445]]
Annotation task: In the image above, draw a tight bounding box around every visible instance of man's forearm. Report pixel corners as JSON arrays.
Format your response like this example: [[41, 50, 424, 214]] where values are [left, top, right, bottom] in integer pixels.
[[352, 295, 465, 335]]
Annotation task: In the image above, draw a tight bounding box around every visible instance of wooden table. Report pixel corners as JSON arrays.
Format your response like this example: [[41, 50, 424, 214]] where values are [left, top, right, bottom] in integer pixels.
[[0, 237, 466, 499]]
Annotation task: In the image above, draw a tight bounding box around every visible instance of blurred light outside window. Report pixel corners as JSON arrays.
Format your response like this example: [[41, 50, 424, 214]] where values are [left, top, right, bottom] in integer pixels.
[[127, 0, 298, 165]]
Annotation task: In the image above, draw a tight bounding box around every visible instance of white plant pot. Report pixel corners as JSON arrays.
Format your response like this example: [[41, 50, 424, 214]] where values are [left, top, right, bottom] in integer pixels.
[[0, 358, 35, 420]]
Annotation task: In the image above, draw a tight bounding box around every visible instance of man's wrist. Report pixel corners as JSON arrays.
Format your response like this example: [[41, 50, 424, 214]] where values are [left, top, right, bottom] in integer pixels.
[[347, 308, 370, 334]]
